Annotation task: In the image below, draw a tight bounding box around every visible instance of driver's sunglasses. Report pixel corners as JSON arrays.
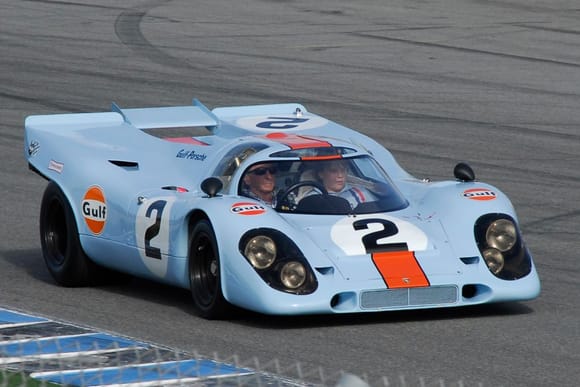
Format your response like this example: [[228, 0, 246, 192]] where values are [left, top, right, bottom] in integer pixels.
[[248, 167, 278, 176]]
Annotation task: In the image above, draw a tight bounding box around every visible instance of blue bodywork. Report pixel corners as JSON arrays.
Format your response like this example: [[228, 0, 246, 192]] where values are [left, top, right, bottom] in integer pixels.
[[24, 99, 540, 315]]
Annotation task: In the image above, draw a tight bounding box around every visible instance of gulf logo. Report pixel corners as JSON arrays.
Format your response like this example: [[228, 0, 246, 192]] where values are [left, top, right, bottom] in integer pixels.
[[82, 186, 107, 234], [463, 188, 497, 201], [231, 202, 266, 216]]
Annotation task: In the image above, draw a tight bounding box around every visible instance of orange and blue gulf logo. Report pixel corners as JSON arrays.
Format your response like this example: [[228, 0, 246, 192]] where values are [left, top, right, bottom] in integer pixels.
[[82, 186, 107, 234], [463, 188, 497, 201], [230, 202, 266, 216]]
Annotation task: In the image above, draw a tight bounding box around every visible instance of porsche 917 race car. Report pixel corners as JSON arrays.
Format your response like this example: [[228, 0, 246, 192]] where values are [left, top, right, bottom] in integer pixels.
[[24, 99, 540, 318]]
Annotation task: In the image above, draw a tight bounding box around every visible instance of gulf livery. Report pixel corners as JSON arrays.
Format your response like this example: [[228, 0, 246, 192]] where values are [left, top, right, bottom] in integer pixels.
[[24, 99, 540, 318]]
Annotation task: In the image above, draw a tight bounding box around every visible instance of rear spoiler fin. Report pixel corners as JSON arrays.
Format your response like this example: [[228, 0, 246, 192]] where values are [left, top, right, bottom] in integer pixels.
[[112, 99, 219, 130]]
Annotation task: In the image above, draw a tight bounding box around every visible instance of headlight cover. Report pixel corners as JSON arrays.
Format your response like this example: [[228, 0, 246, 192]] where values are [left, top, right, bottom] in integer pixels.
[[482, 248, 504, 275], [244, 235, 276, 269], [280, 261, 307, 289], [474, 214, 532, 280], [486, 219, 517, 252], [240, 228, 317, 294]]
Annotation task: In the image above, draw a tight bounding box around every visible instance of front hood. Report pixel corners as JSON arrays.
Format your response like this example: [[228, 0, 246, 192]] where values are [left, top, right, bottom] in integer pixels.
[[284, 211, 455, 283]]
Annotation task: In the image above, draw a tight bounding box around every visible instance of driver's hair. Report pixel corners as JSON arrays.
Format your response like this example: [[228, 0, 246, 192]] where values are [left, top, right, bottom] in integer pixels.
[[316, 159, 348, 175]]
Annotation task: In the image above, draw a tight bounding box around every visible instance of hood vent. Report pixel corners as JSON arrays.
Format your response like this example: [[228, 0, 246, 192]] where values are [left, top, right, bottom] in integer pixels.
[[109, 160, 139, 169]]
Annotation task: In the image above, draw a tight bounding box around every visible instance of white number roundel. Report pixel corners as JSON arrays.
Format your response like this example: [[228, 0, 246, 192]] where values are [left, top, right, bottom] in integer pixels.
[[330, 214, 429, 256], [236, 115, 328, 131], [135, 196, 176, 277]]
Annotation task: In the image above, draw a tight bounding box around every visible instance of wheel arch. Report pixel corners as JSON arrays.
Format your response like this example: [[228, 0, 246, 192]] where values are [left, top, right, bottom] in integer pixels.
[[186, 210, 235, 318], [185, 207, 247, 301], [43, 179, 86, 239], [187, 209, 210, 237], [39, 180, 99, 286]]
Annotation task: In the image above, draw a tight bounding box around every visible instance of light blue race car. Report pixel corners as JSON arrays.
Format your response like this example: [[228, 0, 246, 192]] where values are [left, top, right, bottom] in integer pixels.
[[24, 99, 540, 319]]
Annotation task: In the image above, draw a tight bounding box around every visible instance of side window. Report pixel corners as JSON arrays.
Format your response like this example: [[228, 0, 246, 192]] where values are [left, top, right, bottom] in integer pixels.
[[238, 160, 299, 201], [351, 157, 382, 180], [212, 143, 267, 190]]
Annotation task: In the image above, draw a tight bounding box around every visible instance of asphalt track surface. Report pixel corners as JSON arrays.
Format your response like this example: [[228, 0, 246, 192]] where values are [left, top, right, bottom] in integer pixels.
[[1, 0, 579, 386]]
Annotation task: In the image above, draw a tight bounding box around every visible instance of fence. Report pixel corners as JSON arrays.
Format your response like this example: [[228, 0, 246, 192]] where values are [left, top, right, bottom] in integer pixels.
[[1, 307, 481, 387]]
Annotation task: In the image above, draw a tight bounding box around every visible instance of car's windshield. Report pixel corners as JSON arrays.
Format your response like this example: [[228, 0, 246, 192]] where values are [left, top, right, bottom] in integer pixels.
[[238, 156, 408, 214]]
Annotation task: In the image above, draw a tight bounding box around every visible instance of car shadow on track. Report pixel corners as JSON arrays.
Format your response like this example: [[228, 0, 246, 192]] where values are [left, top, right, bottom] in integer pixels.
[[233, 302, 536, 330], [2, 248, 197, 306], [2, 248, 535, 329], [1, 248, 55, 283]]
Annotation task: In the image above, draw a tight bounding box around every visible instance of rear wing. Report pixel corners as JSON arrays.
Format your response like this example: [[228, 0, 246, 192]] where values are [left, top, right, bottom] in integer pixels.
[[24, 99, 220, 133], [24, 99, 221, 181], [112, 99, 219, 130]]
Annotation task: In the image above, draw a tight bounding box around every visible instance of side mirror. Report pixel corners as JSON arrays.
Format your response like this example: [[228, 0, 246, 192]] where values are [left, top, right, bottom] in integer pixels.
[[201, 177, 223, 197], [454, 162, 475, 182]]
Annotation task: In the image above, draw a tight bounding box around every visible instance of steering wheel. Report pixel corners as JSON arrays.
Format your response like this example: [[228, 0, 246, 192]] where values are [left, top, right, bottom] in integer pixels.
[[276, 181, 328, 211]]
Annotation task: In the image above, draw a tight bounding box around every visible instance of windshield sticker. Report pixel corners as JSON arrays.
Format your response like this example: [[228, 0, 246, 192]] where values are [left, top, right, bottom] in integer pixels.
[[263, 132, 332, 149]]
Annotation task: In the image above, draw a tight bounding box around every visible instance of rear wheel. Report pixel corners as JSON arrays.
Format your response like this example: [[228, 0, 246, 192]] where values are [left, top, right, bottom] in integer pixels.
[[40, 182, 95, 286], [188, 219, 231, 319]]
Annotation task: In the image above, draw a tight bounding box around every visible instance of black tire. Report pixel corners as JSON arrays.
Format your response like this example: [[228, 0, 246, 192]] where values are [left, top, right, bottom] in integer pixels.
[[39, 182, 97, 286], [188, 219, 231, 319]]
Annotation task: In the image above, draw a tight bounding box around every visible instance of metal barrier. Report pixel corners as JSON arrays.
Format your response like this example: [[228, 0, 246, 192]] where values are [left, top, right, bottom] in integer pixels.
[[1, 308, 480, 386]]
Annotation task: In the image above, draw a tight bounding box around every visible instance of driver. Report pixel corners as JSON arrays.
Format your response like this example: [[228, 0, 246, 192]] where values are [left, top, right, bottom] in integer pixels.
[[241, 163, 278, 206], [312, 159, 375, 208]]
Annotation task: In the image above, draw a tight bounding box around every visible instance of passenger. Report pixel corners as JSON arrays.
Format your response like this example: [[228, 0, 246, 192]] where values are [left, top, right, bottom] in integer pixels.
[[314, 159, 375, 208], [241, 163, 278, 206]]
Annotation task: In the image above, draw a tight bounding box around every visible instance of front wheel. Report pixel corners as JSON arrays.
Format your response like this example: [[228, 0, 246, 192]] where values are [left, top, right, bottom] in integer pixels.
[[40, 182, 96, 286], [188, 219, 231, 319]]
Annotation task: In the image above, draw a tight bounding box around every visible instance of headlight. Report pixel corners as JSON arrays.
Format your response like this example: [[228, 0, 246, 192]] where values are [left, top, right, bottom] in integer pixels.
[[244, 236, 276, 269], [280, 261, 306, 289], [486, 219, 517, 252], [474, 214, 532, 280], [482, 248, 504, 275], [240, 228, 318, 294]]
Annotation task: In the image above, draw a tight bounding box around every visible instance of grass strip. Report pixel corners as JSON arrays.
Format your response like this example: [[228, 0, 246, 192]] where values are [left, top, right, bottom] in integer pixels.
[[0, 371, 60, 387]]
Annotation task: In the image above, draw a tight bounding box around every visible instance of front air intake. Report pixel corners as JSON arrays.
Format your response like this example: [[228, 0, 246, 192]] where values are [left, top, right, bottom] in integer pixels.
[[360, 286, 458, 310]]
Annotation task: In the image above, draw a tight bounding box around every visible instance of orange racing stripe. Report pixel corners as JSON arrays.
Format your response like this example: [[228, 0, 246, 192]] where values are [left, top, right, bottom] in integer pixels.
[[371, 250, 430, 288], [264, 132, 332, 149], [164, 137, 209, 145], [300, 154, 342, 161]]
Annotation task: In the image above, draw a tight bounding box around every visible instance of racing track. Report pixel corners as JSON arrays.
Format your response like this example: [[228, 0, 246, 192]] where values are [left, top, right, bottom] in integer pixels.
[[1, 0, 579, 385]]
